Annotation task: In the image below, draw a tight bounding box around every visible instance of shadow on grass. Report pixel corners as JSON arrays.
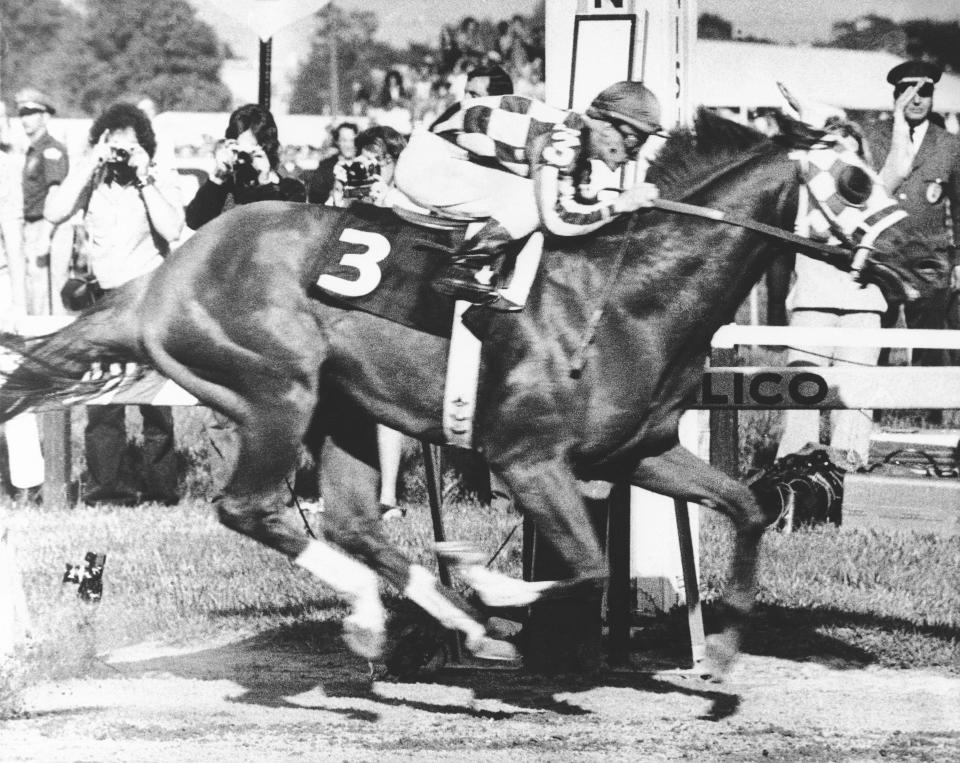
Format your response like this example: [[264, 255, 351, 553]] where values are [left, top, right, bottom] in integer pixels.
[[628, 601, 960, 671]]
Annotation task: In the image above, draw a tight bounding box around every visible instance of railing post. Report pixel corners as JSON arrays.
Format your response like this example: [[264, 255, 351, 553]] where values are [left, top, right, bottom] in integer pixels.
[[708, 346, 739, 476], [42, 410, 71, 505]]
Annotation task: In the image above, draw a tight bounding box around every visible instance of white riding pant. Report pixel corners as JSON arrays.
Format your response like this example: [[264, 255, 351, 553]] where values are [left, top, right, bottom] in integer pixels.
[[394, 131, 540, 240], [775, 309, 881, 467]]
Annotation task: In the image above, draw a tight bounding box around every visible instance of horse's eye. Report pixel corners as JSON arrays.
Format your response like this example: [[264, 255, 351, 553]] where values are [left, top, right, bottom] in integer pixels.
[[836, 165, 872, 206]]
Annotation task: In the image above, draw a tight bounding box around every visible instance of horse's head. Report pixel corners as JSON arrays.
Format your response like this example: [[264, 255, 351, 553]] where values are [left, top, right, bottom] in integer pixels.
[[776, 113, 949, 306]]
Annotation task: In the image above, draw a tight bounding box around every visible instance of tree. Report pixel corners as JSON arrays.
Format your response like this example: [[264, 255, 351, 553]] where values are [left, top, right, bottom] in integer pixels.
[[0, 0, 82, 112], [698, 13, 732, 40], [288, 4, 415, 115], [817, 14, 907, 55], [904, 19, 960, 74], [66, 0, 232, 115]]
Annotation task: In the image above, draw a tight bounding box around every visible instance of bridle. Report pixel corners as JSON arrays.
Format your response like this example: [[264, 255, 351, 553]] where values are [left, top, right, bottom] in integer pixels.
[[568, 138, 905, 376]]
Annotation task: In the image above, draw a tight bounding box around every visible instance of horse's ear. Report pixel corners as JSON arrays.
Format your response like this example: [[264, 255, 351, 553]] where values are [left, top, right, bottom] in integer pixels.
[[772, 110, 828, 150]]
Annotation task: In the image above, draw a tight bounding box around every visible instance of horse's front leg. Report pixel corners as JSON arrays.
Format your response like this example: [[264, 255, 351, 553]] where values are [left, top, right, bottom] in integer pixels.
[[442, 449, 608, 608], [629, 442, 767, 681]]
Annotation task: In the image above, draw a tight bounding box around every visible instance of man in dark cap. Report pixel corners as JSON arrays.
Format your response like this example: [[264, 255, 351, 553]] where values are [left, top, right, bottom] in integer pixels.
[[878, 60, 960, 365], [16, 87, 70, 315]]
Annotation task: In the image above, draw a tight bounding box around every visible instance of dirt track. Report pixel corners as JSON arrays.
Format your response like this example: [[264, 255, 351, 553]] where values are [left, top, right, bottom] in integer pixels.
[[3, 627, 959, 762]]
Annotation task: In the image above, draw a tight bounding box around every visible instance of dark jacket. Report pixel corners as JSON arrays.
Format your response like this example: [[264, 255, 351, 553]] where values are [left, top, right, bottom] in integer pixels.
[[877, 121, 960, 363], [185, 175, 306, 230], [302, 153, 341, 205]]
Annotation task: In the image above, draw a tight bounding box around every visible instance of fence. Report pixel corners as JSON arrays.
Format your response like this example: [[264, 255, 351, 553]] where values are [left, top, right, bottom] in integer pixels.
[[5, 319, 960, 668]]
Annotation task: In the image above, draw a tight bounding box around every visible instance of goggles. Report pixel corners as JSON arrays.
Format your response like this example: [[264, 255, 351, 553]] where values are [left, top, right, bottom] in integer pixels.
[[610, 120, 648, 158]]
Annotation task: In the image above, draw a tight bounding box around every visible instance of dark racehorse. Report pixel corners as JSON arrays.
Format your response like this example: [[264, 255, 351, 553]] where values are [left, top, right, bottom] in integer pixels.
[[0, 112, 944, 676]]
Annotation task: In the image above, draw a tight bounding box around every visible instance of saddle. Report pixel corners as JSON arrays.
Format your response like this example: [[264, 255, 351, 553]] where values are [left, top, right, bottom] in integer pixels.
[[311, 203, 543, 338]]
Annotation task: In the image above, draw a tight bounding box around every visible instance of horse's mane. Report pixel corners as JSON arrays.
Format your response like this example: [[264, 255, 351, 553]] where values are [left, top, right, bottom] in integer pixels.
[[648, 108, 780, 200]]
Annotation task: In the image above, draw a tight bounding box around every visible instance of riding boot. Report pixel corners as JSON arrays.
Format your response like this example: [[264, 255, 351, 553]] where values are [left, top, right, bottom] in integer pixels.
[[431, 220, 513, 303]]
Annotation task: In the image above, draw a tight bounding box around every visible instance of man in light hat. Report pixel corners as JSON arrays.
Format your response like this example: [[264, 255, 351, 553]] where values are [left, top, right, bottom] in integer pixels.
[[16, 87, 70, 315], [878, 60, 960, 365], [394, 81, 662, 306]]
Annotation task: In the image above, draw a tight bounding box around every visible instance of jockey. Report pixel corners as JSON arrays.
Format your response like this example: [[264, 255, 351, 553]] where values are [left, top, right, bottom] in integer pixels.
[[394, 80, 663, 306]]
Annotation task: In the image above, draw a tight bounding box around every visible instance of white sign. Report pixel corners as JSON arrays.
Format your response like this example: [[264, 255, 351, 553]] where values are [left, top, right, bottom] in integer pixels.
[[207, 0, 330, 41]]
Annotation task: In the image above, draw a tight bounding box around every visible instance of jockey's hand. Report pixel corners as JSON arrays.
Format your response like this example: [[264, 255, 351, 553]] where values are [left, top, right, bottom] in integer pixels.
[[613, 182, 659, 214]]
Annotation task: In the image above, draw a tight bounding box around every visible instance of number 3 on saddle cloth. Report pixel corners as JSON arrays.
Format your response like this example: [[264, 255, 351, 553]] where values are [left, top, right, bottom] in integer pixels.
[[310, 203, 541, 339]]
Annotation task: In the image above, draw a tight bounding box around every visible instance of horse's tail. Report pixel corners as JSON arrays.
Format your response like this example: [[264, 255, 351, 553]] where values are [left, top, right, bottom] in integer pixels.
[[0, 288, 148, 422]]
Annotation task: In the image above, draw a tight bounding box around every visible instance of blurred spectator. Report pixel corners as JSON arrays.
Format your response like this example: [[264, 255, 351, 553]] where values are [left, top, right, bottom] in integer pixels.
[[464, 64, 514, 99], [775, 116, 884, 469], [454, 17, 486, 67], [16, 88, 71, 316], [185, 104, 306, 231], [416, 78, 457, 129], [350, 87, 373, 119], [45, 102, 184, 505], [0, 117, 43, 503], [371, 70, 413, 136], [0, 119, 26, 315], [304, 121, 358, 205], [500, 15, 533, 74], [878, 60, 960, 366]]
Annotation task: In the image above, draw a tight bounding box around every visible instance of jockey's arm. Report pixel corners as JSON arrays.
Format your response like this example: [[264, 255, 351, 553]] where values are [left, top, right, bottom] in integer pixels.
[[532, 133, 658, 238]]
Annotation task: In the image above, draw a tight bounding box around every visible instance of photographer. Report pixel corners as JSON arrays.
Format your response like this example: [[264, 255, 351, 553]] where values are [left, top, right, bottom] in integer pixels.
[[330, 125, 414, 209], [185, 104, 306, 231], [44, 102, 184, 506]]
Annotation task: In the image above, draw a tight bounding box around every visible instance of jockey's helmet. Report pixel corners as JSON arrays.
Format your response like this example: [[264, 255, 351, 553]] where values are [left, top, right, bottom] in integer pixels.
[[586, 81, 663, 136]]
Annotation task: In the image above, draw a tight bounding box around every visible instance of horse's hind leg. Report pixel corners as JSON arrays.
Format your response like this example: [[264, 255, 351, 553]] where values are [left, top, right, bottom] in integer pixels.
[[629, 442, 767, 680], [317, 412, 517, 661], [215, 394, 386, 660]]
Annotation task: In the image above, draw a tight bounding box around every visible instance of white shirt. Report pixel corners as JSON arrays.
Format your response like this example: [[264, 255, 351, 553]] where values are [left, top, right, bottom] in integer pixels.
[[907, 119, 929, 163], [85, 169, 182, 289]]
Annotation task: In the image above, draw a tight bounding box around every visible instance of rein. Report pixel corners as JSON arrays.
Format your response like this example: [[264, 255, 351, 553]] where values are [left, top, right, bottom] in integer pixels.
[[651, 198, 856, 264]]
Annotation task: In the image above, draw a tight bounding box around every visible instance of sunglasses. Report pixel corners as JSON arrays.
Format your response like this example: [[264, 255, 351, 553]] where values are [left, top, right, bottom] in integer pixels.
[[17, 107, 47, 117], [894, 82, 934, 98]]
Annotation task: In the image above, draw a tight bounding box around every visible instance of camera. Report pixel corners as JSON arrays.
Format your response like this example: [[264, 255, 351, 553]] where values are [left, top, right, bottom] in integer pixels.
[[106, 145, 132, 164], [341, 154, 381, 199], [222, 140, 259, 188], [221, 140, 254, 167]]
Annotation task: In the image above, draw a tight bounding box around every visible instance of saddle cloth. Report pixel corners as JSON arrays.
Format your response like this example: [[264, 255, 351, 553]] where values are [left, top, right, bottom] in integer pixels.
[[310, 203, 465, 338]]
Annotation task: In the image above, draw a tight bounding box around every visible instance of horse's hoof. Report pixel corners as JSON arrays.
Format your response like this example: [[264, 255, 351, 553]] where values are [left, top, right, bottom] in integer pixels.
[[465, 634, 520, 662], [342, 616, 386, 661], [380, 504, 406, 521], [702, 633, 739, 683], [461, 565, 554, 607]]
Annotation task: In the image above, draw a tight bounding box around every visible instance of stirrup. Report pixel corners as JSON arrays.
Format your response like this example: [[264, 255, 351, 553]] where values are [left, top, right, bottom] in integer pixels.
[[431, 266, 498, 303]]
